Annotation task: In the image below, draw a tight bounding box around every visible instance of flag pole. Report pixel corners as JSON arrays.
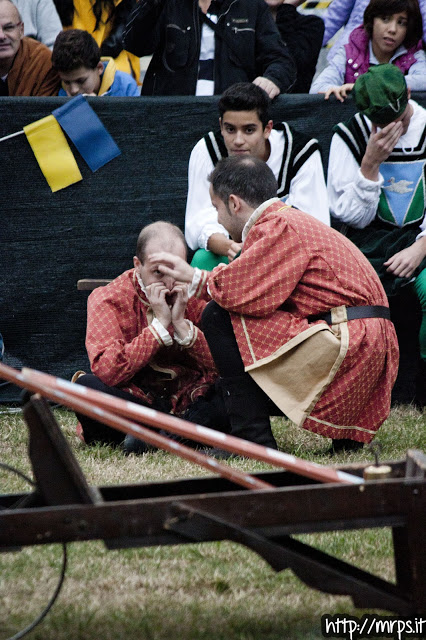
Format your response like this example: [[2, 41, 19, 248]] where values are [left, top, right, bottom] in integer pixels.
[[0, 130, 24, 142]]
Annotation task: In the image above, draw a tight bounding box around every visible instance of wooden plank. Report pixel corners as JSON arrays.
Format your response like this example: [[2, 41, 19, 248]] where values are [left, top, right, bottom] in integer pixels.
[[392, 479, 426, 615], [393, 449, 426, 603], [405, 449, 426, 479], [24, 395, 102, 506], [20, 366, 364, 486], [77, 279, 111, 291], [167, 504, 411, 614], [0, 479, 419, 548]]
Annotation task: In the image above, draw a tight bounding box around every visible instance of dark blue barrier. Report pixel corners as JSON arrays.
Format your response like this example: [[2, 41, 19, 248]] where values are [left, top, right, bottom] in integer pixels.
[[1, 94, 425, 401]]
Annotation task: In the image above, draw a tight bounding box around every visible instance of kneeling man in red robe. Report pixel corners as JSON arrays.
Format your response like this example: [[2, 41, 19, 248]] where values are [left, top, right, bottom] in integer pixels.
[[152, 156, 399, 454]]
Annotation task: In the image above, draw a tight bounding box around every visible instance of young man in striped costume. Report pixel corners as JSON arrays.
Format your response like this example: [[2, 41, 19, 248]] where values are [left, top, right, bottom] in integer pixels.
[[185, 82, 330, 270]]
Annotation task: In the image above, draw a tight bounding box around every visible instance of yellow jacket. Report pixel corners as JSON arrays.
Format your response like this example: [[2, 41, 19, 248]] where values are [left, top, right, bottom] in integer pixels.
[[65, 0, 140, 83]]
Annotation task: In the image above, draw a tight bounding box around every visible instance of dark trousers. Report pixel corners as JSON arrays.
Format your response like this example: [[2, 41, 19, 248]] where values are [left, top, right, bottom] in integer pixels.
[[75, 373, 230, 446], [201, 301, 281, 415], [201, 300, 245, 376], [201, 301, 281, 449]]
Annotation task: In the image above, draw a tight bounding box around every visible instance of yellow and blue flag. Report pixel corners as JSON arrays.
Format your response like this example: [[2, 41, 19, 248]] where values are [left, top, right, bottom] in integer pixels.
[[21, 95, 121, 192], [23, 115, 82, 193], [52, 95, 121, 172]]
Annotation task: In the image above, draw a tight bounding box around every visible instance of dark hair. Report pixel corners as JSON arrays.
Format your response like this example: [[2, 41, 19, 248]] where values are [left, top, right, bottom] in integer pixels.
[[136, 222, 187, 262], [218, 83, 271, 128], [208, 156, 278, 209], [52, 29, 100, 71], [53, 0, 117, 30], [363, 0, 422, 48]]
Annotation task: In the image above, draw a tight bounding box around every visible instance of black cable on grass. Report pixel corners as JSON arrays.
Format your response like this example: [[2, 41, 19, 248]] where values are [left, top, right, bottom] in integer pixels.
[[0, 462, 36, 487], [0, 461, 68, 640], [6, 544, 68, 640]]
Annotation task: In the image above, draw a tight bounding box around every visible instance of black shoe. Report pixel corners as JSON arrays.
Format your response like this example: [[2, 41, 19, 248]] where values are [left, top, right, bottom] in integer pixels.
[[123, 434, 155, 455], [328, 439, 364, 455]]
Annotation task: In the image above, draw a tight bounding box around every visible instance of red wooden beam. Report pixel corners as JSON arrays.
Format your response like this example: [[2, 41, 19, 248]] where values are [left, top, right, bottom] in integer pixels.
[[0, 363, 272, 492], [0, 363, 363, 485]]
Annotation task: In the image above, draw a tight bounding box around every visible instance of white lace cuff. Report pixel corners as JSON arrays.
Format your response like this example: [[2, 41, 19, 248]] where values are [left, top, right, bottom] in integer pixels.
[[188, 268, 202, 298], [151, 317, 173, 346], [174, 320, 195, 346]]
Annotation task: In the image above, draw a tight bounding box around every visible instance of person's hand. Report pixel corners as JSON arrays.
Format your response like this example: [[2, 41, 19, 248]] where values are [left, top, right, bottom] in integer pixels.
[[170, 283, 189, 326], [149, 252, 195, 282], [361, 121, 403, 181], [384, 240, 426, 279], [227, 241, 242, 261], [145, 282, 172, 328], [322, 83, 354, 103], [253, 76, 280, 99]]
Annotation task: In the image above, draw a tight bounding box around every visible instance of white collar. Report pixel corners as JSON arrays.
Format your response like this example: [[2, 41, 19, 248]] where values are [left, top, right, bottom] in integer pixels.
[[242, 197, 280, 242], [135, 269, 148, 295]]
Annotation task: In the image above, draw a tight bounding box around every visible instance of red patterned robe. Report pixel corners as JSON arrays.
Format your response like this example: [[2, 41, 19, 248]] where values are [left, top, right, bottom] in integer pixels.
[[194, 199, 399, 442], [86, 269, 217, 415]]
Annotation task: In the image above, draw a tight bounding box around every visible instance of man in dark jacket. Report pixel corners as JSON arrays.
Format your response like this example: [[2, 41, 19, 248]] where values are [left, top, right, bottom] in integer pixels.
[[123, 0, 296, 97], [265, 0, 325, 93]]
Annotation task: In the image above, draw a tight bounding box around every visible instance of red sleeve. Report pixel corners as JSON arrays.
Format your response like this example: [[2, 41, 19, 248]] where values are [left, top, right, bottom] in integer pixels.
[[86, 289, 163, 387], [208, 211, 310, 316]]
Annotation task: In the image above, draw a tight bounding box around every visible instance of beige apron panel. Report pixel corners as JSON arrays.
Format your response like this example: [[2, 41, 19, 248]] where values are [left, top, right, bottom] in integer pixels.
[[247, 308, 349, 426]]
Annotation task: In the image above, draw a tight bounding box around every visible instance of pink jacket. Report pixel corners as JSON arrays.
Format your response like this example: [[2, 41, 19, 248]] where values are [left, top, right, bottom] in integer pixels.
[[344, 25, 422, 83]]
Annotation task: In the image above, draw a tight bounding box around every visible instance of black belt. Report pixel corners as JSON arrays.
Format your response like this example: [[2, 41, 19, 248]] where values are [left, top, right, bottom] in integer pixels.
[[308, 305, 391, 325]]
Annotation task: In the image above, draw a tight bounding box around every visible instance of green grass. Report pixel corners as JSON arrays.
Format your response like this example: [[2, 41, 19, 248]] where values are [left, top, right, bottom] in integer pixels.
[[0, 404, 424, 639]]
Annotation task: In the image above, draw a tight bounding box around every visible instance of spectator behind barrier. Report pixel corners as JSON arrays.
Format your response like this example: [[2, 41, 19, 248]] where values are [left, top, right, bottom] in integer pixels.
[[311, 0, 426, 100], [264, 0, 325, 93], [13, 0, 62, 49], [327, 64, 426, 406], [185, 82, 329, 271], [52, 28, 139, 96], [122, 0, 296, 98], [322, 0, 426, 64], [53, 0, 139, 81], [0, 0, 60, 95]]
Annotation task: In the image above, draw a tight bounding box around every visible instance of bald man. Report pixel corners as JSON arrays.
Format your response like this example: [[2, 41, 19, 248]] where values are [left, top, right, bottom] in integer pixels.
[[0, 0, 59, 96], [75, 222, 228, 451]]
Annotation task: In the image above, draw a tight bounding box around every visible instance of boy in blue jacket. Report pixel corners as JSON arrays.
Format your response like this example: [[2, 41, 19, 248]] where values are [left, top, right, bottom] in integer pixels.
[[52, 28, 139, 96]]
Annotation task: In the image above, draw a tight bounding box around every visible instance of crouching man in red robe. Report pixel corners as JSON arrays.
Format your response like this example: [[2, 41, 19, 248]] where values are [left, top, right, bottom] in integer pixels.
[[76, 221, 229, 452], [151, 156, 399, 454]]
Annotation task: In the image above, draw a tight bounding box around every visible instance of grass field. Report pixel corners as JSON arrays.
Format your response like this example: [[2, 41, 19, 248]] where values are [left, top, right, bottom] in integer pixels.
[[0, 404, 424, 640]]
